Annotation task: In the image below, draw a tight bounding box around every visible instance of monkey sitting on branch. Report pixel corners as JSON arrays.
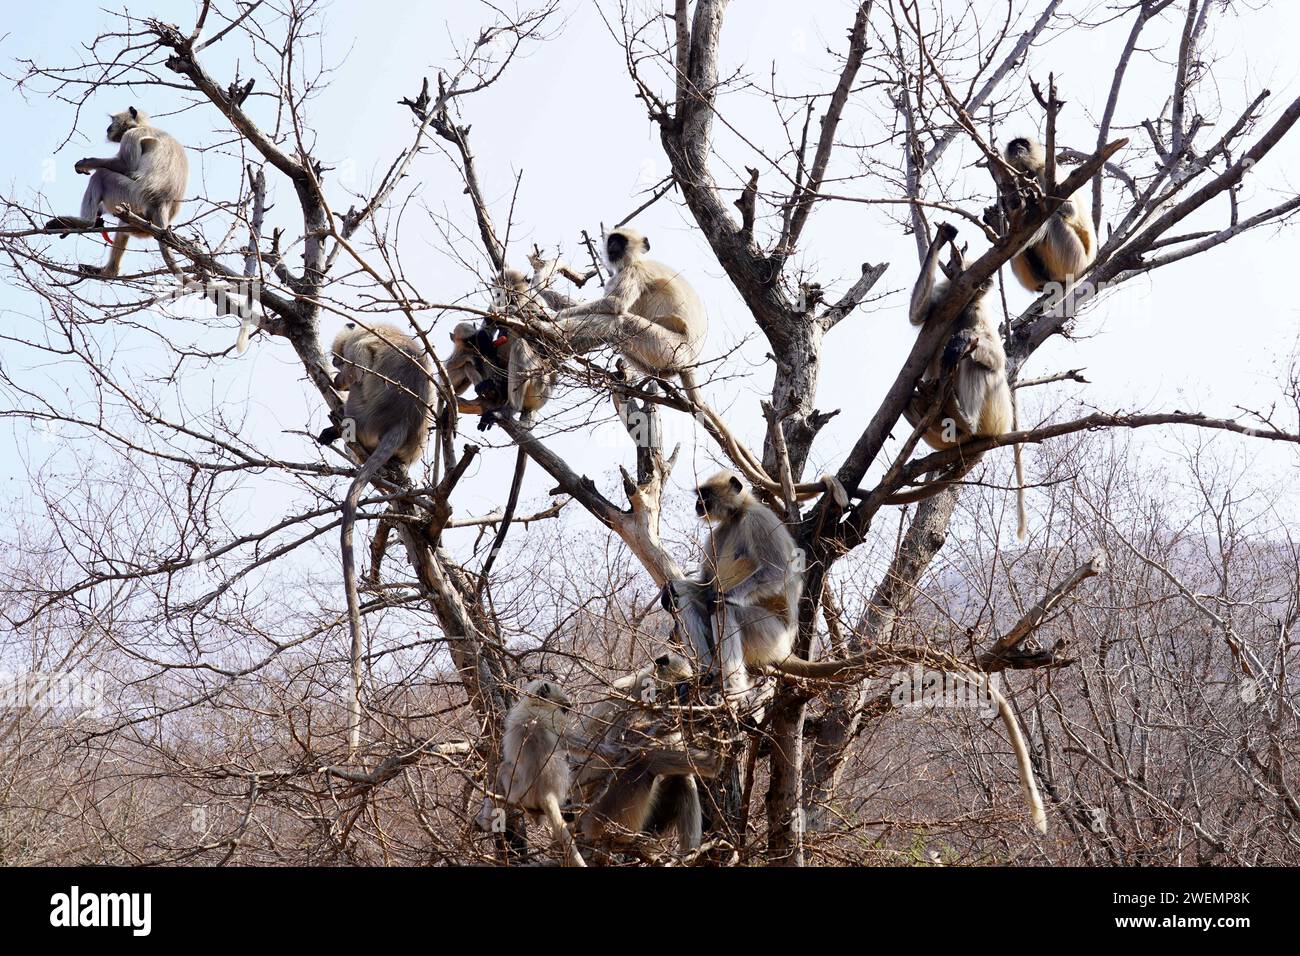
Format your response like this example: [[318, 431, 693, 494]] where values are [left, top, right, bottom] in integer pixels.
[[317, 321, 432, 754], [444, 320, 512, 430], [662, 471, 874, 697], [661, 472, 1047, 833], [476, 679, 587, 867], [45, 106, 188, 278], [890, 223, 1027, 539], [570, 653, 719, 856], [444, 269, 556, 430], [552, 226, 707, 379], [1003, 136, 1097, 293]]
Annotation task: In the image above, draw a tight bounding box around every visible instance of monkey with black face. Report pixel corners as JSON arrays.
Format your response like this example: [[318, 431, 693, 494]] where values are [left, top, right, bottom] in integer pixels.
[[1003, 136, 1097, 292], [46, 107, 188, 278], [476, 679, 586, 867], [892, 223, 1026, 538], [445, 320, 551, 430], [662, 471, 825, 695], [573, 654, 717, 854], [553, 227, 707, 377], [662, 479, 1047, 832], [317, 321, 432, 752]]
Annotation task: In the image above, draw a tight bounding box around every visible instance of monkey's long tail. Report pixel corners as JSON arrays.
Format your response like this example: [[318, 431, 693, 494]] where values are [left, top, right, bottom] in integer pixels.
[[978, 673, 1048, 834], [341, 428, 405, 756], [1011, 389, 1028, 541], [476, 446, 527, 598], [769, 654, 864, 681], [676, 776, 703, 851], [542, 794, 586, 867], [677, 368, 769, 484], [769, 652, 1048, 833]]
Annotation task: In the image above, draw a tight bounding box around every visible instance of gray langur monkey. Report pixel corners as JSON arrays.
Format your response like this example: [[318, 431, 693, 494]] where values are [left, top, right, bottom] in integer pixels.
[[1003, 136, 1097, 293], [573, 653, 717, 853], [454, 270, 560, 596], [490, 268, 557, 424], [894, 223, 1027, 540], [476, 679, 586, 867], [662, 471, 851, 695], [316, 321, 432, 753], [46, 107, 188, 278], [553, 227, 707, 378], [660, 473, 1047, 832], [444, 321, 496, 401]]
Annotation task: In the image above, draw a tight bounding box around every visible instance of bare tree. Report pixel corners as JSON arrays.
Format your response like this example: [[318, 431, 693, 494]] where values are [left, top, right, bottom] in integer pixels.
[[0, 0, 1296, 866]]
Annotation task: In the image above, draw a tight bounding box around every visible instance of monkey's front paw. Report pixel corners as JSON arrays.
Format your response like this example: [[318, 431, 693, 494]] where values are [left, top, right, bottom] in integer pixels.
[[73, 159, 94, 175], [936, 222, 959, 244], [317, 425, 342, 446]]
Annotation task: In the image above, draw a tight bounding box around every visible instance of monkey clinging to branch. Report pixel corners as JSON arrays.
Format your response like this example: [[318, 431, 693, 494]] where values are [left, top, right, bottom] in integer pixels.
[[317, 321, 432, 753], [660, 471, 896, 696], [891, 223, 1027, 539], [45, 106, 188, 278], [1003, 136, 1097, 292]]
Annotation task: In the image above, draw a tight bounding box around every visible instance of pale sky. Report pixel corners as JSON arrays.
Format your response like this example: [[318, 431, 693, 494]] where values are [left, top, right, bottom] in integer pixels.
[[2, 0, 1298, 563]]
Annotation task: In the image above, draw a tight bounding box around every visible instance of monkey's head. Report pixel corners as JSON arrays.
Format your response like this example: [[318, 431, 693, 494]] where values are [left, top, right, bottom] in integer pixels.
[[107, 106, 147, 143], [330, 322, 367, 360], [653, 653, 695, 703], [1004, 136, 1046, 175], [519, 678, 572, 714], [695, 470, 746, 525], [450, 321, 479, 345], [328, 323, 370, 389], [491, 268, 530, 311], [604, 226, 650, 271]]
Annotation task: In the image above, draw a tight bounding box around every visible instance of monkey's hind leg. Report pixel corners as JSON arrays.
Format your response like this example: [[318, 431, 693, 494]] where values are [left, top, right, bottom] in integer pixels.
[[76, 172, 142, 277], [79, 229, 131, 279], [714, 604, 754, 697], [680, 776, 703, 851], [542, 794, 586, 867]]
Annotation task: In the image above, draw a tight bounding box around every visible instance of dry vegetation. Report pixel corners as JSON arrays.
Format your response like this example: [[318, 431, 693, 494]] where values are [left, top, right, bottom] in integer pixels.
[[0, 0, 1297, 866]]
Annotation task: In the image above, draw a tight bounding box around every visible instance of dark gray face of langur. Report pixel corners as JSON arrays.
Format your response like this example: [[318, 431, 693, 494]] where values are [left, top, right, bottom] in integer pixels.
[[652, 653, 695, 704], [106, 106, 144, 142], [694, 472, 743, 524], [526, 679, 572, 713], [604, 228, 649, 270], [1004, 136, 1044, 173]]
